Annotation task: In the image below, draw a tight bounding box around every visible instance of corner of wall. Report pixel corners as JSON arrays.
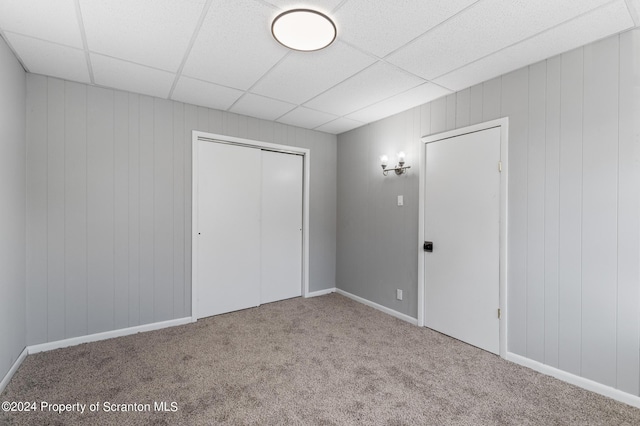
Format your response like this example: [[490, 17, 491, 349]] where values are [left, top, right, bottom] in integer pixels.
[[0, 35, 27, 390]]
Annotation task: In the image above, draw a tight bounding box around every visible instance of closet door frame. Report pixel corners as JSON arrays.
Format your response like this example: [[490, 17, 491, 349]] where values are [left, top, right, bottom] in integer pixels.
[[191, 131, 310, 322]]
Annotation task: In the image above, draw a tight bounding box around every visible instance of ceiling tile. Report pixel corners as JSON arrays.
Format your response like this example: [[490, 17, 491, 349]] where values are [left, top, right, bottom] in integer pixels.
[[627, 0, 640, 23], [433, 53, 512, 94], [277, 107, 337, 129], [434, 0, 635, 92], [315, 117, 365, 134], [80, 0, 206, 72], [172, 76, 244, 110], [91, 54, 175, 98], [0, 0, 82, 48], [251, 41, 376, 104], [304, 61, 424, 116], [334, 0, 478, 57], [262, 0, 343, 14], [347, 83, 452, 123], [230, 93, 296, 121], [387, 0, 614, 80], [5, 33, 90, 83], [182, 0, 288, 90]]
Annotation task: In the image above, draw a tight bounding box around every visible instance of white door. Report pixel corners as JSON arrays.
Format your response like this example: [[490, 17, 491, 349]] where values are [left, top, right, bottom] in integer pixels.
[[195, 141, 304, 318], [260, 151, 303, 304], [196, 141, 261, 318], [424, 127, 501, 354]]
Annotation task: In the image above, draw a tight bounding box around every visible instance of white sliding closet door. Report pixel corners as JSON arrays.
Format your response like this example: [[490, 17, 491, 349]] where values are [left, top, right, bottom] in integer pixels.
[[261, 151, 303, 304], [196, 141, 261, 318], [195, 140, 304, 319]]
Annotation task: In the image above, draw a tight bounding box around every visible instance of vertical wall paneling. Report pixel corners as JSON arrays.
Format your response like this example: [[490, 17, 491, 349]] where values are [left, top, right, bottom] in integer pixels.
[[378, 119, 392, 309], [445, 93, 456, 130], [273, 122, 286, 143], [173, 102, 185, 318], [153, 99, 174, 322], [208, 108, 223, 134], [26, 76, 337, 346], [46, 78, 66, 342], [26, 75, 48, 345], [544, 55, 561, 368], [336, 125, 369, 299], [64, 81, 88, 338], [430, 97, 447, 134], [308, 131, 324, 291], [558, 47, 584, 376], [377, 116, 401, 306], [370, 122, 382, 301], [297, 127, 325, 292], [367, 121, 386, 304], [128, 93, 141, 326], [197, 107, 209, 137], [335, 128, 352, 296], [237, 114, 248, 138], [469, 83, 483, 125], [406, 108, 421, 315], [114, 91, 129, 330], [286, 125, 296, 148], [184, 104, 198, 315], [482, 77, 501, 121], [455, 88, 470, 128], [224, 111, 239, 137], [526, 61, 546, 363], [419, 103, 431, 137], [617, 30, 640, 396], [581, 36, 619, 388], [0, 35, 26, 382], [501, 67, 529, 356], [247, 116, 261, 140], [138, 96, 155, 325], [336, 30, 640, 399], [326, 130, 338, 293], [86, 86, 115, 334], [260, 119, 275, 143]]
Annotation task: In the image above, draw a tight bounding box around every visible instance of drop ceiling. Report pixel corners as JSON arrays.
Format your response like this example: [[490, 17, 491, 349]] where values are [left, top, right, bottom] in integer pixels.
[[0, 0, 638, 135]]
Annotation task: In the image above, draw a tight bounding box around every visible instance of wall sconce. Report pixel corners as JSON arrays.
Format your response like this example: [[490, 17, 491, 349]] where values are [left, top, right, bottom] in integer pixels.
[[380, 152, 410, 176]]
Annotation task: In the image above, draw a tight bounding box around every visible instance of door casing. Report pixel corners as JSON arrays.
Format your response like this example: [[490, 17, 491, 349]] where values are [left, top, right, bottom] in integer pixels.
[[418, 118, 509, 358], [191, 131, 310, 322]]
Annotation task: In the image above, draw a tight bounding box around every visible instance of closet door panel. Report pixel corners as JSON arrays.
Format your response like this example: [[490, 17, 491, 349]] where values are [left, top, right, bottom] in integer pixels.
[[196, 141, 261, 318], [260, 151, 303, 304]]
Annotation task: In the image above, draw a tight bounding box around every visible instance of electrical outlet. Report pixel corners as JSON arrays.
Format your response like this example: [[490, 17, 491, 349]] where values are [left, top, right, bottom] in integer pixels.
[[396, 289, 403, 300]]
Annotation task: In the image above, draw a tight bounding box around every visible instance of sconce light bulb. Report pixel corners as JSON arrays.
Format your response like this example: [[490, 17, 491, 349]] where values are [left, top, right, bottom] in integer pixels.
[[380, 155, 389, 167], [397, 151, 406, 162]]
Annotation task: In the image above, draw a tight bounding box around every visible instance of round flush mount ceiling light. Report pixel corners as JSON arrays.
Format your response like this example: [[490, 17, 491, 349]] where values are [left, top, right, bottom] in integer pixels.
[[271, 9, 336, 52]]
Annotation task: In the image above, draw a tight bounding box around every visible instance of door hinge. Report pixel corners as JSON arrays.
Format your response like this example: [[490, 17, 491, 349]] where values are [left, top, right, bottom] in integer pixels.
[[498, 161, 502, 172], [498, 308, 501, 319]]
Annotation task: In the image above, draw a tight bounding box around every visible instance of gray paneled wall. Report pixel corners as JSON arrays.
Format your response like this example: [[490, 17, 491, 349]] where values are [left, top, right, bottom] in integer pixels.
[[26, 75, 337, 346], [0, 36, 26, 385], [336, 30, 640, 396], [337, 110, 421, 318]]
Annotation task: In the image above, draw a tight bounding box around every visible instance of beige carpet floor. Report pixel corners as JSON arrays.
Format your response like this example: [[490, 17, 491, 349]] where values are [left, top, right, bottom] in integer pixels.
[[1, 293, 640, 425]]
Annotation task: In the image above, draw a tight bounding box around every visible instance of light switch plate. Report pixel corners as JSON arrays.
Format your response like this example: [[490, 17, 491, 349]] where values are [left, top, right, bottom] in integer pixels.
[[397, 195, 404, 206]]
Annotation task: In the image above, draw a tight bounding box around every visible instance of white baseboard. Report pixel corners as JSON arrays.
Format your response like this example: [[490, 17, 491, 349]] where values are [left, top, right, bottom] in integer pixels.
[[28, 317, 193, 354], [506, 352, 640, 409], [0, 347, 28, 394], [335, 289, 418, 325], [305, 287, 336, 298]]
